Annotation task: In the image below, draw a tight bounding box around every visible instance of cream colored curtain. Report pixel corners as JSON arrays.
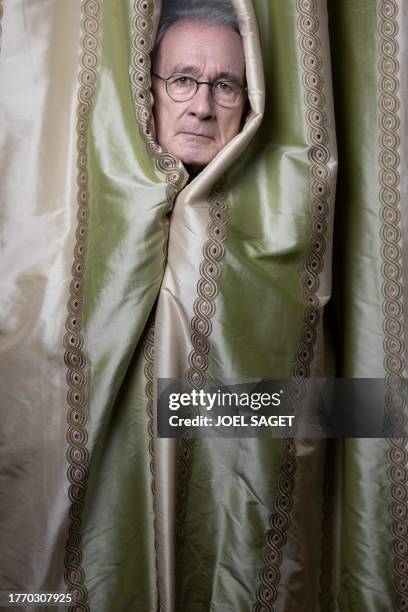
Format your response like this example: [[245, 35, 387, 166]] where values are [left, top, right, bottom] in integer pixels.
[[0, 1, 407, 611]]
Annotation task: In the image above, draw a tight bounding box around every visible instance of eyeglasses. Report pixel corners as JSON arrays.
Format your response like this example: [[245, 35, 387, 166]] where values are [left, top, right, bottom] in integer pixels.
[[152, 72, 246, 108]]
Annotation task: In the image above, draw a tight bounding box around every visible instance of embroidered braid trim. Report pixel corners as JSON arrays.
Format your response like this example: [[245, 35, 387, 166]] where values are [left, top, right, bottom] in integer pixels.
[[254, 1, 332, 608], [64, 1, 102, 610], [143, 323, 161, 607], [185, 187, 229, 389], [175, 186, 229, 596], [130, 1, 187, 604], [378, 2, 408, 610], [130, 0, 186, 258]]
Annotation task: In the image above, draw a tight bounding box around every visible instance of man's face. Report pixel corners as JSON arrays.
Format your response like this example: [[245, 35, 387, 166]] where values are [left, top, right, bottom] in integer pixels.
[[152, 20, 246, 169]]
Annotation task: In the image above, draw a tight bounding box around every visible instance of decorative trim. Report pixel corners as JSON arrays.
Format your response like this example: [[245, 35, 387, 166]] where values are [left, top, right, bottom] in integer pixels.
[[129, 0, 186, 259], [63, 0, 102, 608], [294, 0, 331, 380], [185, 187, 229, 389], [254, 0, 332, 608], [378, 2, 408, 610], [143, 323, 161, 606], [253, 437, 296, 611], [144, 323, 156, 489], [129, 1, 187, 604], [176, 185, 229, 583]]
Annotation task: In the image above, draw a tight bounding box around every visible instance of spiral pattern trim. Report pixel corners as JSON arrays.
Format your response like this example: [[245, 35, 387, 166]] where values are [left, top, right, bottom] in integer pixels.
[[378, 2, 408, 610], [175, 187, 228, 589], [63, 1, 102, 610], [254, 1, 332, 608], [130, 2, 188, 602], [130, 0, 186, 260], [143, 323, 161, 604]]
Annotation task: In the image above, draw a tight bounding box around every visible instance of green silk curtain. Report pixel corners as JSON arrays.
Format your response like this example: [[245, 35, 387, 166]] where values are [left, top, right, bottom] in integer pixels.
[[0, 1, 407, 611]]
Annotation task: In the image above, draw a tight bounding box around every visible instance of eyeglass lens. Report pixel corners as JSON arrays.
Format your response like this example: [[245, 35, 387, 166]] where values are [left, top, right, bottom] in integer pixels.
[[167, 75, 242, 107]]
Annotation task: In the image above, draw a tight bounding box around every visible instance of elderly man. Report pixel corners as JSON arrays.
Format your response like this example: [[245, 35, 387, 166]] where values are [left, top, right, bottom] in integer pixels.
[[151, 0, 247, 175]]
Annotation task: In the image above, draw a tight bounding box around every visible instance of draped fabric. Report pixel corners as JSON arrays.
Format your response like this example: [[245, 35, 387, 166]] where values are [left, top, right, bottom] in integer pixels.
[[0, 1, 407, 611]]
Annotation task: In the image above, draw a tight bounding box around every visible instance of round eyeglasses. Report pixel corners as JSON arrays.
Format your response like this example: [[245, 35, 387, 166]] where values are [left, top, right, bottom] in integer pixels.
[[152, 72, 247, 108]]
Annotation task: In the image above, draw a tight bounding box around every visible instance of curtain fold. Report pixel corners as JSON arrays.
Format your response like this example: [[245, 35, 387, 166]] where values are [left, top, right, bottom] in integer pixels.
[[0, 1, 406, 611], [0, 1, 82, 605], [328, 2, 407, 610]]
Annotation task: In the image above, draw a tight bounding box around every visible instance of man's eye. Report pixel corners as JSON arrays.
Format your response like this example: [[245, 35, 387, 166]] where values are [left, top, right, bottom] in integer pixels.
[[173, 76, 195, 87], [214, 81, 233, 92]]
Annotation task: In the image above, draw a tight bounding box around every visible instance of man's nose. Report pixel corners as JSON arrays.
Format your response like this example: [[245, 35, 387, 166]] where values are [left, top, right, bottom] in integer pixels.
[[188, 84, 215, 119]]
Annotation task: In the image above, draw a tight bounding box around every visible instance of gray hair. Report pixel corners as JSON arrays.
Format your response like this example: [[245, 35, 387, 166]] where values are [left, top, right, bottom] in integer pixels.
[[155, 0, 240, 49]]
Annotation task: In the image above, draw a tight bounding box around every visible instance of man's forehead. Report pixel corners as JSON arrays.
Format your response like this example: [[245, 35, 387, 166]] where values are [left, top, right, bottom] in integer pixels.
[[168, 61, 243, 82], [155, 19, 245, 80]]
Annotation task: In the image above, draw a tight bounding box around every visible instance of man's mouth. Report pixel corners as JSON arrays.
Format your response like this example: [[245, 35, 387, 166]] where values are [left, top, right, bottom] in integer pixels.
[[178, 131, 214, 140]]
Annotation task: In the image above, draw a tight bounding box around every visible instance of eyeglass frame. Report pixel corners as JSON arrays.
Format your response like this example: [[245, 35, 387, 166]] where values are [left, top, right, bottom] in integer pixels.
[[151, 72, 247, 108]]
